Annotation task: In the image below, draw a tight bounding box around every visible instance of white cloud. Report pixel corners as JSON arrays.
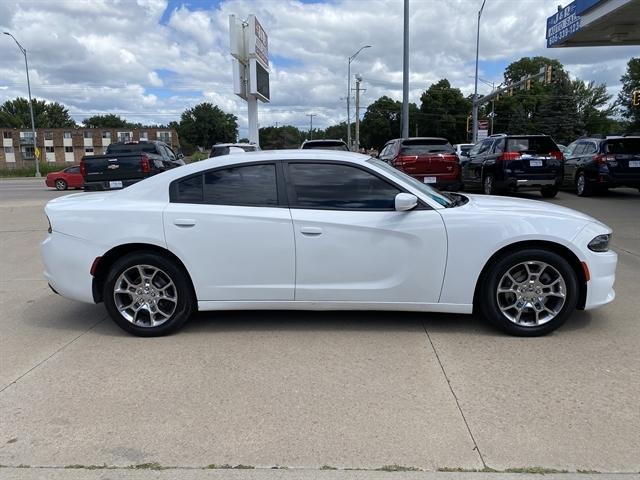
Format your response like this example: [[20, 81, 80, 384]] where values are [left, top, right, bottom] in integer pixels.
[[0, 0, 636, 137]]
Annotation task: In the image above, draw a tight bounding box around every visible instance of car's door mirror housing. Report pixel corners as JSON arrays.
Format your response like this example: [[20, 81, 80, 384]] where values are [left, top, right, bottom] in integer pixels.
[[395, 193, 418, 211]]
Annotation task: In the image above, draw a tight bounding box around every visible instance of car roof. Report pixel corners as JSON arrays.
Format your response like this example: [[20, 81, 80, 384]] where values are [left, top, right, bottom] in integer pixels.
[[302, 139, 347, 144], [212, 143, 256, 148]]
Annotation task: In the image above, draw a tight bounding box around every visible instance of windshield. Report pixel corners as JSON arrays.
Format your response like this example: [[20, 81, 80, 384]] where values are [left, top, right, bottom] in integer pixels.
[[367, 157, 454, 207], [604, 138, 640, 154]]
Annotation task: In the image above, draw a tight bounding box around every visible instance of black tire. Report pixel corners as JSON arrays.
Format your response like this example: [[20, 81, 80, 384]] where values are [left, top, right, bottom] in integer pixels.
[[478, 249, 578, 336], [483, 174, 496, 195], [540, 186, 558, 198], [575, 172, 592, 197], [103, 252, 195, 336], [55, 179, 68, 191]]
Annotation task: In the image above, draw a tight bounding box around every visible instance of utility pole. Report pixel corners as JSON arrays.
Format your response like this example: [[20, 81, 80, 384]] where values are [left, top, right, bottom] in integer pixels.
[[348, 45, 371, 150], [472, 0, 487, 143], [4, 32, 40, 177], [355, 75, 362, 151], [306, 114, 316, 139], [401, 0, 409, 139]]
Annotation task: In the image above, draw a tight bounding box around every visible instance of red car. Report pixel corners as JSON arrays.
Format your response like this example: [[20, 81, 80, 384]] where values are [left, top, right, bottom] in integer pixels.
[[45, 165, 84, 191], [378, 137, 461, 190]]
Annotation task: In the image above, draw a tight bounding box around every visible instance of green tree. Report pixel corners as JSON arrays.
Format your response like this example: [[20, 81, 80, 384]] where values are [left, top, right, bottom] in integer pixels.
[[82, 114, 137, 129], [0, 97, 75, 128], [418, 79, 471, 143], [259, 125, 304, 149], [176, 102, 238, 154], [617, 57, 640, 132], [504, 56, 563, 84], [360, 96, 418, 149], [572, 80, 614, 135]]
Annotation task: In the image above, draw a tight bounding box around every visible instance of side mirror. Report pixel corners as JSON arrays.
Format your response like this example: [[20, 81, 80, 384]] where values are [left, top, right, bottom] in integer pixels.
[[395, 193, 418, 211], [177, 153, 184, 160]]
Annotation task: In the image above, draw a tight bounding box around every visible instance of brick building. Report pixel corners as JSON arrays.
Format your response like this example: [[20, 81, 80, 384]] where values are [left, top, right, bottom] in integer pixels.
[[0, 127, 180, 169]]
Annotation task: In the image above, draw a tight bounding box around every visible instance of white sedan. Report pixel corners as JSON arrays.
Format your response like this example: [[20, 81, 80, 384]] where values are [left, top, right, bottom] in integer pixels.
[[42, 150, 617, 337]]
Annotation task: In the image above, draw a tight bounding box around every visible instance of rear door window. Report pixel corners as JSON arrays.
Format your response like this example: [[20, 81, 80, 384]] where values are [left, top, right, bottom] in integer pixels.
[[400, 139, 454, 155], [172, 164, 278, 206]]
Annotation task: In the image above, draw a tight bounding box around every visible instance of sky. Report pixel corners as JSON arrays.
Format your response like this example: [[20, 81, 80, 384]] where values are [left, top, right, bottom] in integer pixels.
[[0, 0, 636, 138]]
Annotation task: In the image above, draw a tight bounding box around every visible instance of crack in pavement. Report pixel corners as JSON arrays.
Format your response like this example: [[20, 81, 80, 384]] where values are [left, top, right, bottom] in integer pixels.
[[0, 315, 108, 394], [421, 320, 487, 469]]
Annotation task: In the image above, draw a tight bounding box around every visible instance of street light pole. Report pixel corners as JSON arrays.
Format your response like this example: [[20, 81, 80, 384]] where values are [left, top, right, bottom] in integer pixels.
[[347, 45, 371, 151], [472, 0, 487, 144], [401, 0, 409, 139], [4, 32, 40, 177]]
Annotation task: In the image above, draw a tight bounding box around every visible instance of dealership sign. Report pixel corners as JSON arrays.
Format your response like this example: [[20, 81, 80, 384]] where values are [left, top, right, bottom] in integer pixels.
[[546, 0, 601, 47]]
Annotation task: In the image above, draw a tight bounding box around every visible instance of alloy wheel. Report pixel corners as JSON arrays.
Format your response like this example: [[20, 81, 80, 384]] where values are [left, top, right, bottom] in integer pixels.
[[55, 179, 67, 190], [496, 261, 567, 326], [113, 264, 178, 327], [576, 174, 585, 195]]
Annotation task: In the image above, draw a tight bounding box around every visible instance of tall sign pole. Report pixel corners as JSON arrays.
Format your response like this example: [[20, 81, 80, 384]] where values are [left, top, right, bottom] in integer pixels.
[[230, 15, 270, 147]]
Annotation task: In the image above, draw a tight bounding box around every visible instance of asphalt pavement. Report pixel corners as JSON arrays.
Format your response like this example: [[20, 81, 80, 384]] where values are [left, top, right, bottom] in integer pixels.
[[0, 179, 638, 479]]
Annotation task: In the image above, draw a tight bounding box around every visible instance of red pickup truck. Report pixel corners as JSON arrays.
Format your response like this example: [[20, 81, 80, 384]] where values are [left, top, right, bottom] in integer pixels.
[[378, 137, 460, 191]]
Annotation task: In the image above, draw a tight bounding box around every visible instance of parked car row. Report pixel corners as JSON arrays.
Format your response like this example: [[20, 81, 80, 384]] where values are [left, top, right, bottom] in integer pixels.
[[375, 133, 640, 199]]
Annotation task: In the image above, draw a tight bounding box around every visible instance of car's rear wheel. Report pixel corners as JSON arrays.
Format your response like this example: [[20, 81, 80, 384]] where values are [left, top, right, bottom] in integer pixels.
[[575, 172, 592, 197], [55, 179, 68, 191], [479, 249, 578, 336], [540, 186, 558, 198], [103, 252, 195, 336]]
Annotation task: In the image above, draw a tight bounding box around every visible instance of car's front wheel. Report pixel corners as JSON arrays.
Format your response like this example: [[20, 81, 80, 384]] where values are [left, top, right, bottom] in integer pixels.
[[479, 249, 578, 336], [103, 252, 195, 336], [55, 179, 68, 191]]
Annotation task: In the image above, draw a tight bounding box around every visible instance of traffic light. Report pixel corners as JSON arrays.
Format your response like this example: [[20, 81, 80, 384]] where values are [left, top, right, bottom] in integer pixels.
[[466, 115, 472, 133], [545, 65, 553, 84], [633, 90, 640, 106]]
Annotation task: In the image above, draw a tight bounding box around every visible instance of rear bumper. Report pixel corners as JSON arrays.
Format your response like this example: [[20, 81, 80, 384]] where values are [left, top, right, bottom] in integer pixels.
[[84, 179, 141, 191], [409, 175, 461, 191], [497, 176, 561, 191], [41, 231, 100, 304], [589, 174, 640, 189]]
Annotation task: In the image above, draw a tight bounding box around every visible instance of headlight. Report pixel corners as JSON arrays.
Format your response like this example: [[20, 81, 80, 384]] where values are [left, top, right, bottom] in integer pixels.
[[588, 234, 611, 252]]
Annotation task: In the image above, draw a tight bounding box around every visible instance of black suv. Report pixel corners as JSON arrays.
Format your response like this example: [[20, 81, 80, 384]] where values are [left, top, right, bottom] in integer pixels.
[[562, 136, 640, 196], [461, 134, 564, 197]]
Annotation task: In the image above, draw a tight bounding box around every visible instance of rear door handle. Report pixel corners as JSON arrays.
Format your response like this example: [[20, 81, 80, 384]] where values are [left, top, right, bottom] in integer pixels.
[[300, 227, 323, 236], [173, 218, 196, 227]]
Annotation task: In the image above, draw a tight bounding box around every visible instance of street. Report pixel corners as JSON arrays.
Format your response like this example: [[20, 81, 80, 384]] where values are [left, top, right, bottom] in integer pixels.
[[0, 181, 639, 478]]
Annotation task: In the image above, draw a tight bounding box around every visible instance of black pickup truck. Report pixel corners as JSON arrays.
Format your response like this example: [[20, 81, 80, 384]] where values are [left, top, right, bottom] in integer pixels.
[[81, 141, 184, 191]]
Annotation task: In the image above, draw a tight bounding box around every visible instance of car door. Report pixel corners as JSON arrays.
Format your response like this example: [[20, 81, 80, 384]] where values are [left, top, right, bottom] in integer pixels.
[[163, 162, 295, 301], [284, 161, 447, 303], [464, 139, 493, 188], [562, 141, 580, 186], [65, 165, 83, 188]]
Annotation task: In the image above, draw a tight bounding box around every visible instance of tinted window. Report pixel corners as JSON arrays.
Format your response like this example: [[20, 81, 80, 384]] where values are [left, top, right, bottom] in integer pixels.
[[203, 164, 277, 206], [572, 143, 587, 156], [506, 137, 558, 154], [175, 175, 204, 203], [493, 139, 505, 153], [400, 139, 454, 155], [66, 166, 80, 174], [287, 163, 401, 210], [460, 145, 472, 154], [604, 138, 640, 154], [108, 143, 157, 154], [583, 142, 598, 155], [476, 139, 494, 155], [210, 146, 229, 157], [302, 141, 349, 151]]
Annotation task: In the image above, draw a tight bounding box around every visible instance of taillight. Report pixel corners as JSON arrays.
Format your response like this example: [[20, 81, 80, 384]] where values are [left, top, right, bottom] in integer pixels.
[[499, 152, 521, 162], [141, 154, 150, 173], [397, 155, 418, 165], [595, 154, 615, 165], [549, 151, 564, 160], [80, 159, 86, 177]]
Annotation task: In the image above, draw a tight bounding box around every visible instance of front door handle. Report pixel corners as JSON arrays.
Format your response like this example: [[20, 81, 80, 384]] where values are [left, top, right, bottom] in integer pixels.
[[300, 226, 323, 236], [173, 218, 196, 227]]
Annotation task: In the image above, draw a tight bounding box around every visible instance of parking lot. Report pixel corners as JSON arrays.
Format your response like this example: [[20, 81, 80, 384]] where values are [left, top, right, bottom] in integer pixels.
[[0, 178, 639, 478]]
